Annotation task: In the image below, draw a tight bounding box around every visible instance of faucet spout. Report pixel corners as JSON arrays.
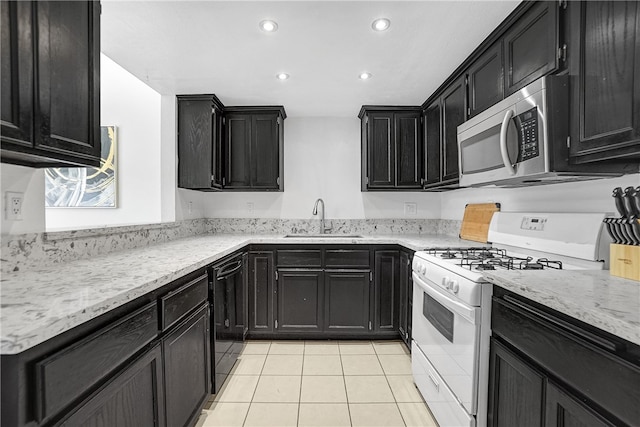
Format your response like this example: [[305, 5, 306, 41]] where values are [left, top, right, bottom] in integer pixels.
[[312, 198, 330, 234]]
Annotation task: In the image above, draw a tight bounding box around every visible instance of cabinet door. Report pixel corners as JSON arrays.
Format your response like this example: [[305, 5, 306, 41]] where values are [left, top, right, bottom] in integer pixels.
[[395, 112, 423, 188], [441, 77, 466, 183], [60, 344, 165, 427], [248, 251, 275, 333], [251, 114, 280, 189], [373, 251, 399, 333], [324, 270, 370, 333], [545, 382, 614, 427], [35, 1, 100, 164], [488, 338, 544, 427], [467, 42, 503, 118], [225, 113, 252, 188], [163, 305, 211, 427], [177, 97, 218, 189], [398, 251, 412, 345], [568, 1, 640, 162], [503, 1, 558, 96], [367, 112, 395, 188], [0, 0, 33, 147], [423, 102, 441, 186], [276, 269, 324, 332]]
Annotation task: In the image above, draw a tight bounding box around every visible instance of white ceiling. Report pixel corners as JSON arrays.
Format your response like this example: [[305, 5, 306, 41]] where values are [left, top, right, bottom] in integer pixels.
[[101, 1, 519, 117]]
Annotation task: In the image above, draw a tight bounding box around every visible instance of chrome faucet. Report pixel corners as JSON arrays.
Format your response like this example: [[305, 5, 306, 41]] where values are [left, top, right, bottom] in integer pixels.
[[312, 198, 331, 234]]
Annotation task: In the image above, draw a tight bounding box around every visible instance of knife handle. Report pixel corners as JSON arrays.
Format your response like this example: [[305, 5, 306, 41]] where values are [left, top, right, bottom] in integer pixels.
[[633, 186, 640, 217], [612, 187, 627, 218], [623, 187, 639, 218]]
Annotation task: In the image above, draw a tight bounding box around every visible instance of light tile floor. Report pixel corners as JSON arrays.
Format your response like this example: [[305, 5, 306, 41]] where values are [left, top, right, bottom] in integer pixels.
[[195, 340, 438, 427]]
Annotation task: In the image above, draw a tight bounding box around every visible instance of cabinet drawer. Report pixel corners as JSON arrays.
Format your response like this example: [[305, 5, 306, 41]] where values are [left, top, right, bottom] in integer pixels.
[[325, 249, 370, 269], [492, 296, 640, 426], [35, 302, 158, 422], [160, 273, 208, 331], [277, 249, 322, 267]]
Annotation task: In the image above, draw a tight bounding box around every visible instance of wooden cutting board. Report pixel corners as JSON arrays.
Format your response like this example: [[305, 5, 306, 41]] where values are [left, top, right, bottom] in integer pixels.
[[459, 203, 501, 243]]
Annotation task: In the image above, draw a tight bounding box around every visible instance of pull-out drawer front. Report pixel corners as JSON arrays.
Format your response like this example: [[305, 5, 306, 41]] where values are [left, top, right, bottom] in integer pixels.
[[492, 296, 640, 426], [276, 249, 322, 268], [160, 273, 208, 331], [35, 302, 158, 422], [325, 249, 370, 269]]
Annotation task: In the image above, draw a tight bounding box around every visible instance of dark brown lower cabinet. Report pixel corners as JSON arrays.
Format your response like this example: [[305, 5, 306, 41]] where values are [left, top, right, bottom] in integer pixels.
[[324, 270, 371, 333], [545, 382, 614, 427], [59, 344, 165, 427], [373, 250, 400, 333], [398, 251, 413, 347], [276, 269, 324, 332], [488, 338, 544, 427], [490, 287, 640, 427], [163, 304, 211, 427], [248, 251, 275, 333]]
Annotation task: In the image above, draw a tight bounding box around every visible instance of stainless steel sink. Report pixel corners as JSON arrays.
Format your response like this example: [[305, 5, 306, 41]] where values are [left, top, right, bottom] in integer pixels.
[[283, 234, 364, 238]]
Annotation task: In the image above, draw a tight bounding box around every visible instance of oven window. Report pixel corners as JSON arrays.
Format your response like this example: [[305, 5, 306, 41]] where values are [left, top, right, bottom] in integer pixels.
[[423, 293, 454, 342]]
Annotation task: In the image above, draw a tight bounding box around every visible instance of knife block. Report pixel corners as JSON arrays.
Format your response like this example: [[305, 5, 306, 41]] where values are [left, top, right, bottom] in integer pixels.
[[610, 244, 640, 281]]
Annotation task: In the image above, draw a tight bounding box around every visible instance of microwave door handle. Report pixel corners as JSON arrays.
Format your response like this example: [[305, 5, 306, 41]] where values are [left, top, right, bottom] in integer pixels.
[[500, 109, 516, 175]]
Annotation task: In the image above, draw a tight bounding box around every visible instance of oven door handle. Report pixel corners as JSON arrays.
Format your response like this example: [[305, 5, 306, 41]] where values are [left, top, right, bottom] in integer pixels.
[[500, 109, 516, 176], [413, 274, 478, 324]]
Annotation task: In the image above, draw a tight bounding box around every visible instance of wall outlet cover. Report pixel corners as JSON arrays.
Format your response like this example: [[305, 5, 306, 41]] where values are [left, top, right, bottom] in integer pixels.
[[404, 202, 417, 216], [246, 202, 254, 215], [5, 191, 24, 221]]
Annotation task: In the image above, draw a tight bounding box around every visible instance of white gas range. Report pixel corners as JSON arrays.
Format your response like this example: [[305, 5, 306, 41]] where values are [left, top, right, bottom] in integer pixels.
[[411, 212, 611, 427]]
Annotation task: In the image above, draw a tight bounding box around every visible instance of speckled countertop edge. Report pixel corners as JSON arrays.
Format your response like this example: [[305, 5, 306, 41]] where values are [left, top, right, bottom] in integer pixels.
[[0, 233, 474, 354], [484, 270, 640, 347]]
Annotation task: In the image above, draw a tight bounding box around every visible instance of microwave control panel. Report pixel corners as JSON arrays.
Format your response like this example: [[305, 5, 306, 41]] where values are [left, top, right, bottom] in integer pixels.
[[516, 107, 539, 162]]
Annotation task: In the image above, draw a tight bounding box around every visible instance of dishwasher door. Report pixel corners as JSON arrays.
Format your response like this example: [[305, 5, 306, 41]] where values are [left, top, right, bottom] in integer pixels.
[[211, 253, 247, 393]]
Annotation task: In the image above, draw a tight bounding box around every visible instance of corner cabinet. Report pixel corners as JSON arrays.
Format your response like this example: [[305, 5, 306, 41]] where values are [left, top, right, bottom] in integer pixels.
[[177, 101, 285, 192], [359, 107, 423, 191], [224, 107, 285, 191], [1, 0, 101, 168], [177, 95, 224, 190], [566, 0, 640, 163]]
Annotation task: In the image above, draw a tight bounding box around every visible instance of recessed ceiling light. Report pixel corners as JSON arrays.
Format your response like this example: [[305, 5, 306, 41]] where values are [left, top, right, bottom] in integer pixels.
[[259, 20, 278, 32], [276, 73, 290, 80], [372, 18, 390, 31], [359, 72, 373, 80]]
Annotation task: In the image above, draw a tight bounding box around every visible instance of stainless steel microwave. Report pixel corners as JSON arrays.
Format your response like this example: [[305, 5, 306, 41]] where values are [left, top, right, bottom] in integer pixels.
[[457, 76, 625, 187]]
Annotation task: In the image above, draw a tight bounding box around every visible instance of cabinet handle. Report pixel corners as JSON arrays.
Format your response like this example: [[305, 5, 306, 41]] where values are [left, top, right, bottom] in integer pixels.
[[369, 321, 372, 331], [275, 320, 278, 329], [428, 371, 439, 391], [502, 295, 624, 353]]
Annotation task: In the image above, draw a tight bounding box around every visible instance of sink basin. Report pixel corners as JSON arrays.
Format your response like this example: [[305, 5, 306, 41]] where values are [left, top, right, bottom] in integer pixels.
[[284, 234, 364, 238]]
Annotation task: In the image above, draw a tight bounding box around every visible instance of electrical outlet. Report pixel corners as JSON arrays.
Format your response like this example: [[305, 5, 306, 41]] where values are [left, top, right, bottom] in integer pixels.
[[5, 191, 24, 220], [404, 202, 417, 216], [187, 201, 193, 214], [246, 202, 254, 215]]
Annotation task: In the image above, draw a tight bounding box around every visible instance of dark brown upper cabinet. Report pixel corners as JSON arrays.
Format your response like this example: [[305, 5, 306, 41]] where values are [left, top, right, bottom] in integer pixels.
[[177, 95, 224, 190], [566, 0, 640, 164], [503, 0, 559, 96], [1, 0, 101, 168], [359, 107, 423, 191], [177, 103, 285, 192], [224, 107, 285, 191], [423, 76, 467, 190], [467, 42, 503, 118]]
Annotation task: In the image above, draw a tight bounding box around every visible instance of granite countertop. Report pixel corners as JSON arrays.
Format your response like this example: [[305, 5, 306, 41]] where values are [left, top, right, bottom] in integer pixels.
[[484, 270, 640, 347], [0, 233, 474, 355]]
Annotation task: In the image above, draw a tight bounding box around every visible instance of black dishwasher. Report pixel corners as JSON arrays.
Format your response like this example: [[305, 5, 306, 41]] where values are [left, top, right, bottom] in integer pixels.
[[210, 252, 248, 393]]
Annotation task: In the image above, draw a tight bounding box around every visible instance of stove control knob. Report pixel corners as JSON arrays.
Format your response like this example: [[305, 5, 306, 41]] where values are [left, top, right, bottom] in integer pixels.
[[442, 277, 450, 289], [451, 281, 459, 294], [422, 265, 427, 275]]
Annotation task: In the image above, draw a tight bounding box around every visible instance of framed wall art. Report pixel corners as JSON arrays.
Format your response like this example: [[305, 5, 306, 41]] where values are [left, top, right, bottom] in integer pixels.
[[45, 126, 117, 208]]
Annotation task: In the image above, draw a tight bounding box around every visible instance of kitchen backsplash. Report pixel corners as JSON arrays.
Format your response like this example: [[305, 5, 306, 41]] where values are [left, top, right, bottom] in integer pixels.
[[1, 218, 461, 274]]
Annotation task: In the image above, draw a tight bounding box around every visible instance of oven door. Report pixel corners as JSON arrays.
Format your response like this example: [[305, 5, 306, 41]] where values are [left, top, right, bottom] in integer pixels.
[[412, 272, 480, 414]]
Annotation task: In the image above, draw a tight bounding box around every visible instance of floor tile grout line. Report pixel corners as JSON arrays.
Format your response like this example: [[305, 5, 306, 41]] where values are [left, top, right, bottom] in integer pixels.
[[297, 343, 306, 426], [242, 341, 271, 427], [340, 344, 353, 427]]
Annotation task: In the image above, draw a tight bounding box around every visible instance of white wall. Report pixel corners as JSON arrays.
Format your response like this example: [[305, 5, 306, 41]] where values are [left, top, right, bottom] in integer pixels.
[[46, 54, 163, 231], [0, 164, 46, 235], [440, 174, 640, 220], [197, 117, 442, 219]]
